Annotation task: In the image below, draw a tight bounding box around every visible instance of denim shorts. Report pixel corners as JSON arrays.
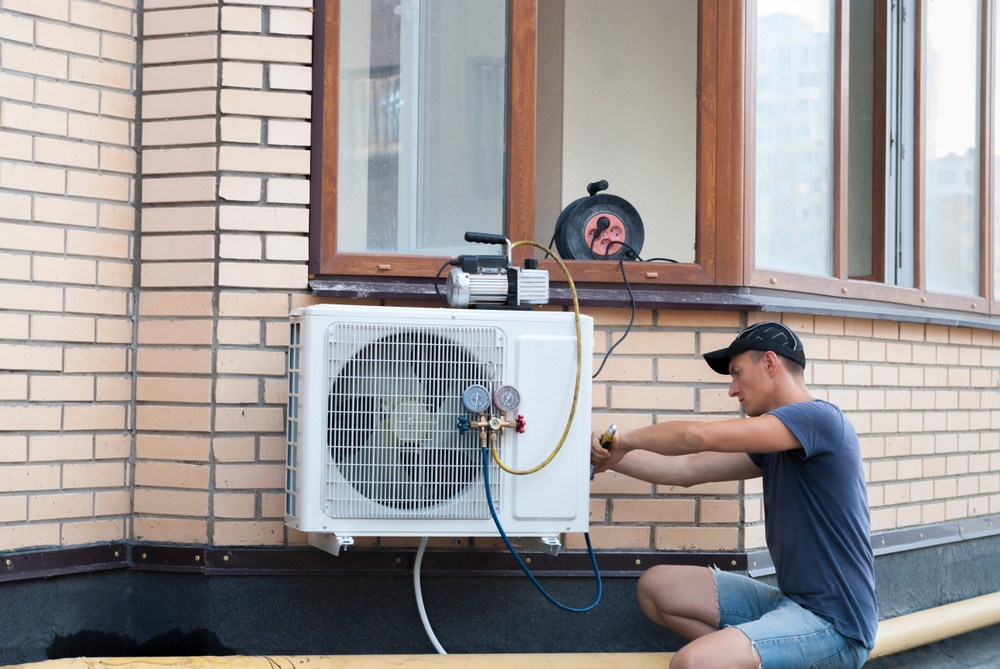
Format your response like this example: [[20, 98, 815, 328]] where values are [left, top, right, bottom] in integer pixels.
[[713, 569, 871, 669]]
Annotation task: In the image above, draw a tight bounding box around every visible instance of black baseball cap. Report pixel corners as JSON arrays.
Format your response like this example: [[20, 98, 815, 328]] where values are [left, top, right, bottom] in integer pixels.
[[703, 321, 806, 375]]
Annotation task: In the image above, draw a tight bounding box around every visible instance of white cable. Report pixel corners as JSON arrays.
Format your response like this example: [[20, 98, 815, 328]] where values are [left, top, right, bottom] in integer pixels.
[[414, 536, 447, 654]]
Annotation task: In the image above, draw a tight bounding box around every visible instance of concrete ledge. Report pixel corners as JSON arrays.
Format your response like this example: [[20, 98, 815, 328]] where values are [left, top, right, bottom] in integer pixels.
[[7, 654, 676, 669]]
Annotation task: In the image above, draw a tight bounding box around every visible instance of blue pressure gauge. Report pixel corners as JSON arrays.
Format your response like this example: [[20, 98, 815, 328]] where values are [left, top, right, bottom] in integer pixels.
[[461, 384, 491, 414]]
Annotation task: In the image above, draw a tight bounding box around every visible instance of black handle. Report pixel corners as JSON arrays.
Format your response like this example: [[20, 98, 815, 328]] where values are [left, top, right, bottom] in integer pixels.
[[464, 231, 508, 246], [587, 180, 609, 196]]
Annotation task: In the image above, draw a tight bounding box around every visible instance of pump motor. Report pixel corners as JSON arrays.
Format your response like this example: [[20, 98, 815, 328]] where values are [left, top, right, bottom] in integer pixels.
[[445, 232, 549, 308]]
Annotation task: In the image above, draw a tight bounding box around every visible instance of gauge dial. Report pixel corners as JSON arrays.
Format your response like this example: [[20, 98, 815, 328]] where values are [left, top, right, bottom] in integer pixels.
[[461, 384, 491, 414], [492, 385, 521, 413]]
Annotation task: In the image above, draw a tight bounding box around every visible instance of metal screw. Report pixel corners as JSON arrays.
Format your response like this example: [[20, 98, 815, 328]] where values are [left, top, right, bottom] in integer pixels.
[[195, 555, 201, 562], [396, 557, 402, 564], [635, 559, 641, 565], [141, 553, 147, 559], [731, 560, 737, 567], [114, 551, 120, 557], [4, 560, 10, 567], [525, 558, 531, 564], [223, 555, 230, 562]]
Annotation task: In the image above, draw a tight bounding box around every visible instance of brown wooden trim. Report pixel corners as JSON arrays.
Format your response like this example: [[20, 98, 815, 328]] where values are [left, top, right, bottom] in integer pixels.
[[696, 0, 746, 287], [980, 0, 993, 307], [506, 0, 537, 265], [914, 0, 926, 291], [312, 0, 340, 277], [749, 267, 990, 313], [870, 0, 888, 283], [834, 0, 850, 281], [0, 543, 127, 583], [742, 0, 757, 286]]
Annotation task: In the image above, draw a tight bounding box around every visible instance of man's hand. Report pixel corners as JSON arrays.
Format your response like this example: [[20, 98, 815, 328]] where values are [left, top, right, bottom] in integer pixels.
[[591, 429, 624, 474]]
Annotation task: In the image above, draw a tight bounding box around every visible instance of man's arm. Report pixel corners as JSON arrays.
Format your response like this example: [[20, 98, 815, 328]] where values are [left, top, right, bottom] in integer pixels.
[[620, 415, 800, 457], [606, 449, 761, 487]]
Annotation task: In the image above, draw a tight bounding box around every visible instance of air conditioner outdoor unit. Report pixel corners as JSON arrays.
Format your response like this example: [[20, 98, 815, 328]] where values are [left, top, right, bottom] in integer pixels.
[[285, 304, 594, 556]]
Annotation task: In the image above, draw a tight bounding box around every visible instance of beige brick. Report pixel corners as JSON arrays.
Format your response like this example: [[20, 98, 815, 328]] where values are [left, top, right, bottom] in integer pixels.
[[135, 460, 209, 489], [141, 234, 215, 261], [0, 344, 63, 371], [0, 130, 31, 160], [265, 322, 290, 347], [217, 320, 260, 345], [136, 434, 209, 462], [31, 315, 94, 343], [221, 6, 261, 32], [220, 176, 261, 202], [220, 89, 310, 118], [216, 377, 258, 404], [33, 255, 97, 285], [142, 91, 216, 120], [213, 436, 255, 462], [96, 376, 132, 401], [657, 358, 721, 383], [266, 178, 309, 205], [65, 346, 126, 372], [590, 470, 652, 495], [0, 72, 34, 103], [215, 463, 283, 489], [0, 223, 65, 253], [215, 349, 284, 375], [0, 374, 28, 400], [269, 65, 311, 92], [0, 11, 33, 43], [133, 517, 206, 544], [218, 146, 309, 175], [137, 376, 212, 403], [102, 34, 136, 64], [698, 388, 739, 413], [64, 404, 126, 431], [0, 495, 27, 522], [67, 229, 130, 259], [0, 161, 65, 195], [220, 116, 262, 143], [0, 436, 28, 463], [36, 21, 100, 57], [34, 196, 97, 227], [144, 6, 218, 36], [215, 492, 255, 518], [134, 489, 208, 516], [70, 0, 131, 33], [137, 348, 211, 374], [138, 319, 213, 345], [0, 464, 61, 492], [64, 461, 128, 487], [219, 262, 307, 289], [610, 386, 693, 411], [0, 283, 63, 312], [36, 80, 100, 115], [221, 34, 310, 63], [219, 292, 288, 317], [93, 433, 128, 460], [101, 203, 135, 231], [0, 43, 68, 79], [260, 436, 285, 461], [140, 261, 214, 287], [142, 206, 215, 233], [0, 312, 30, 338], [0, 192, 31, 220], [142, 176, 216, 203], [144, 35, 217, 65], [67, 113, 130, 146], [137, 405, 212, 432], [222, 61, 263, 89], [143, 147, 216, 175], [219, 206, 308, 233], [67, 171, 130, 202], [214, 521, 285, 546], [270, 8, 312, 35], [65, 287, 128, 315], [655, 526, 738, 551], [142, 63, 218, 92], [67, 57, 131, 90], [700, 499, 741, 523], [94, 491, 130, 516], [100, 146, 136, 174], [611, 498, 694, 523], [139, 291, 213, 316], [262, 377, 285, 404], [29, 492, 92, 521], [0, 523, 60, 550], [215, 407, 283, 433], [143, 118, 216, 147]]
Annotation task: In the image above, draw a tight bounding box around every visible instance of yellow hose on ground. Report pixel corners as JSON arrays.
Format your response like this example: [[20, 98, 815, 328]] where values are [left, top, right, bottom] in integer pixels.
[[489, 240, 582, 476]]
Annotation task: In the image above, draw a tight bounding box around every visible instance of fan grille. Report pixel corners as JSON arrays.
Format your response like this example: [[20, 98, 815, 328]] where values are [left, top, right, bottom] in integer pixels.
[[324, 323, 504, 519]]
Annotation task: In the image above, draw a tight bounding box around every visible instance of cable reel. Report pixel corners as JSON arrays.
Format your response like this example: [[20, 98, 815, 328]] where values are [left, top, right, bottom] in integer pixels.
[[553, 180, 644, 261]]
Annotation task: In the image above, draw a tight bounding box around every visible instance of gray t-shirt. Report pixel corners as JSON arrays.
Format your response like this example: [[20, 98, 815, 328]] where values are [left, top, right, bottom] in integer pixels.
[[747, 399, 878, 648]]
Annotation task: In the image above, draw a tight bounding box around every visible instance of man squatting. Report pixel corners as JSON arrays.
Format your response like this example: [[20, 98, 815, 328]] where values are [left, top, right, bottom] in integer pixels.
[[591, 321, 877, 669]]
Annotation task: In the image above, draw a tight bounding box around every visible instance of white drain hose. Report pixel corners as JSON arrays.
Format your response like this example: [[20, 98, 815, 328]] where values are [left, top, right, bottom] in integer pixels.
[[414, 537, 447, 654]]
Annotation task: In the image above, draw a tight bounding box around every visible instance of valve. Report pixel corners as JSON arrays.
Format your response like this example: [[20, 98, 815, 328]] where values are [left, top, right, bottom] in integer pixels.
[[457, 416, 470, 434], [515, 415, 526, 434]]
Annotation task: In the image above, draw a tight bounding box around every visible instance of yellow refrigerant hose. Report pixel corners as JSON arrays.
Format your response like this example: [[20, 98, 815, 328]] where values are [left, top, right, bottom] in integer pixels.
[[489, 240, 583, 476]]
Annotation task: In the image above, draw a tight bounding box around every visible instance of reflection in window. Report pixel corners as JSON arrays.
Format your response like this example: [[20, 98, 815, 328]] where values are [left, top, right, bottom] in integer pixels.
[[994, 3, 1000, 298], [755, 0, 834, 276], [925, 0, 979, 295], [337, 0, 507, 256]]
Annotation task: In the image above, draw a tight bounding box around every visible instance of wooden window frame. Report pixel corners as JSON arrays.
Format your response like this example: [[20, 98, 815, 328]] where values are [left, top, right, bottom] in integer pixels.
[[309, 0, 747, 291], [745, 0, 995, 315]]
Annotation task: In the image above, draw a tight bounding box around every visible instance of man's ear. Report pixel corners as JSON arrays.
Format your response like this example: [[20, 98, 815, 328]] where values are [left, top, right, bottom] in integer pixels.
[[764, 350, 781, 376]]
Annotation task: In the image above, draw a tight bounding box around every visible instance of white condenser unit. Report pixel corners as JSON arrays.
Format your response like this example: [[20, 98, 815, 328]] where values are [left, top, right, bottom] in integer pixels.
[[285, 304, 594, 555]]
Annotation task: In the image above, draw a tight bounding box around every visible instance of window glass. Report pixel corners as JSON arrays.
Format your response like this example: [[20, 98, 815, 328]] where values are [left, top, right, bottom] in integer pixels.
[[337, 0, 507, 256], [535, 0, 697, 263], [847, 0, 874, 278], [924, 0, 979, 295], [994, 2, 1000, 299], [755, 0, 835, 276]]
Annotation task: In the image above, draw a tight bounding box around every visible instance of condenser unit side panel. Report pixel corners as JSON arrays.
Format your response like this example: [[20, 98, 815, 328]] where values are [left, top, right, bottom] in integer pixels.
[[510, 326, 592, 528]]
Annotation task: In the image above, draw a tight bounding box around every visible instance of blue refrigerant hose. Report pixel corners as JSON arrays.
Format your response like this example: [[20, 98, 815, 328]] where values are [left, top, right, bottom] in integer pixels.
[[481, 446, 602, 613]]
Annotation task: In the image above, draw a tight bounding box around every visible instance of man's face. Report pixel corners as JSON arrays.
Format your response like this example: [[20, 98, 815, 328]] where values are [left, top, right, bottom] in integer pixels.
[[727, 351, 771, 416]]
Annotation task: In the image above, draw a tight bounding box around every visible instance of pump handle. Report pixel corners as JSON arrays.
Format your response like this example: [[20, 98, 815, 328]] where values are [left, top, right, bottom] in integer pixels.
[[464, 231, 508, 246], [587, 180, 609, 196]]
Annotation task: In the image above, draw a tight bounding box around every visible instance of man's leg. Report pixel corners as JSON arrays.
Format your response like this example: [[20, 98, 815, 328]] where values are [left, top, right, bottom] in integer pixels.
[[637, 566, 761, 669]]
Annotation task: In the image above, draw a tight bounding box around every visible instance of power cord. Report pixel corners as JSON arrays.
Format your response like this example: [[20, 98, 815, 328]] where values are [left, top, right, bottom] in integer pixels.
[[434, 259, 459, 308]]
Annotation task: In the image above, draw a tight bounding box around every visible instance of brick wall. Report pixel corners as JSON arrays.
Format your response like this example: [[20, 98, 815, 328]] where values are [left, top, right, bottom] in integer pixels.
[[0, 0, 136, 549], [2, 0, 999, 555]]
